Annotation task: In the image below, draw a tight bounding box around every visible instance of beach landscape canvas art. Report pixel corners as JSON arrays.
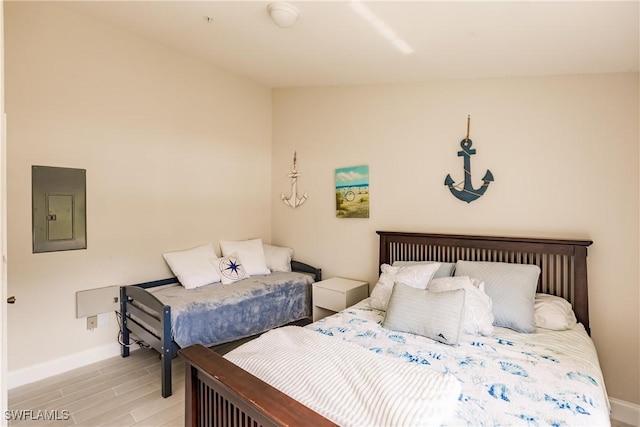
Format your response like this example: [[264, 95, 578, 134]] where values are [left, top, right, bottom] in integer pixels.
[[335, 165, 370, 218]]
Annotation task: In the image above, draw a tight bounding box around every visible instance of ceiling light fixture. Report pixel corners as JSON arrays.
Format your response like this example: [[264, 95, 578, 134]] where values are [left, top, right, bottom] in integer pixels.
[[268, 2, 299, 28]]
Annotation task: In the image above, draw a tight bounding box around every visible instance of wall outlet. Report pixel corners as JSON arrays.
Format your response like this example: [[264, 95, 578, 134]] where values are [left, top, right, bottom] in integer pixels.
[[87, 315, 97, 330]]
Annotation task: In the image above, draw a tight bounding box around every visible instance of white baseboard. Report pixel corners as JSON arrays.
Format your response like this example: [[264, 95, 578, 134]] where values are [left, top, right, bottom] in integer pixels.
[[610, 397, 640, 426], [7, 342, 136, 390]]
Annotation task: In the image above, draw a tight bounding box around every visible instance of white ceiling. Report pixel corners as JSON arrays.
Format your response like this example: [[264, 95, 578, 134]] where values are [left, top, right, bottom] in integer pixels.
[[64, 1, 640, 88]]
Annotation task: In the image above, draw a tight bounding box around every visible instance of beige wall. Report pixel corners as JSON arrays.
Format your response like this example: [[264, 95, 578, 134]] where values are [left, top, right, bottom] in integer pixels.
[[271, 74, 639, 405], [5, 2, 272, 370]]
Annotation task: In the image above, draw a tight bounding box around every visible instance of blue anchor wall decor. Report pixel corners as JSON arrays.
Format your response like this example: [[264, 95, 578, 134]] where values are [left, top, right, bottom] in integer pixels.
[[444, 116, 494, 203]]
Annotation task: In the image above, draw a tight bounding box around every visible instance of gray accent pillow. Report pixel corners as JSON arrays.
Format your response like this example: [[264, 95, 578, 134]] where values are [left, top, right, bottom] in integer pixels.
[[392, 261, 455, 279], [383, 283, 465, 345], [454, 260, 540, 333]]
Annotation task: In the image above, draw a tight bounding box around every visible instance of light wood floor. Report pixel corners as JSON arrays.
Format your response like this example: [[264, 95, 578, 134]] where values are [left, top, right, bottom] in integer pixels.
[[8, 348, 187, 426], [7, 327, 292, 427]]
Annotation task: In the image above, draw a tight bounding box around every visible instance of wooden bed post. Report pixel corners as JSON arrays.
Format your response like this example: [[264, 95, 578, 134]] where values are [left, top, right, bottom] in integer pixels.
[[184, 362, 196, 427], [573, 245, 590, 335], [378, 233, 389, 274]]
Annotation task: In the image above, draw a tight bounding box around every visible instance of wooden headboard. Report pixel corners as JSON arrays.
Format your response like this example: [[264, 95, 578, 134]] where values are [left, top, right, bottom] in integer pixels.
[[377, 231, 593, 334]]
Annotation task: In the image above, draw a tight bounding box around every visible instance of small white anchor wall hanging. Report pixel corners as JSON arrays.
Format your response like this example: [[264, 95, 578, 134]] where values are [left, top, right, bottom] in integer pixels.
[[444, 116, 494, 203], [281, 151, 308, 208]]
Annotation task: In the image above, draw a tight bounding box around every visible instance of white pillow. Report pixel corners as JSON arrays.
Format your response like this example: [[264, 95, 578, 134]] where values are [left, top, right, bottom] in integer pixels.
[[219, 239, 270, 276], [370, 262, 441, 311], [534, 293, 577, 330], [263, 243, 293, 273], [392, 261, 456, 279], [211, 253, 250, 285], [429, 276, 494, 336], [163, 243, 220, 290]]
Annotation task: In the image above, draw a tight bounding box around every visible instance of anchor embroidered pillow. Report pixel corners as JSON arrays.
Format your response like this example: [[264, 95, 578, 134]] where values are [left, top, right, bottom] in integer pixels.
[[211, 253, 250, 285]]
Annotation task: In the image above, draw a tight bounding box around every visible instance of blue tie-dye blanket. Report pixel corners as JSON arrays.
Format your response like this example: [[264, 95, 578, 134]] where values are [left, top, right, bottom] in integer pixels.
[[151, 271, 313, 348]]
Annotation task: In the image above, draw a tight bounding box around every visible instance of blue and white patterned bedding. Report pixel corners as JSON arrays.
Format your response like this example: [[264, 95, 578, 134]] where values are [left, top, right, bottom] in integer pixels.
[[152, 271, 313, 348], [307, 298, 610, 426]]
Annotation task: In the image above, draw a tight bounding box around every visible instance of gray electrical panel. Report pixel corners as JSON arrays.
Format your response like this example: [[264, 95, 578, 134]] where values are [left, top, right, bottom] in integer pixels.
[[32, 166, 87, 253]]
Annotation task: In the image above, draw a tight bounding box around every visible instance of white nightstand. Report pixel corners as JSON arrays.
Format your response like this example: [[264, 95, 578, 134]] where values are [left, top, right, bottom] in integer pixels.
[[312, 277, 369, 321]]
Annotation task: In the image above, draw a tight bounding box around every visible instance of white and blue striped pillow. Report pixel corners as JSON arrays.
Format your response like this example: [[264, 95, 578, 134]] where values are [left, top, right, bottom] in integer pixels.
[[383, 283, 465, 345]]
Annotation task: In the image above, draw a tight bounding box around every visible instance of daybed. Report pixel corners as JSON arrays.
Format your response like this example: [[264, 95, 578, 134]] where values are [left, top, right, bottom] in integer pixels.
[[180, 231, 610, 426], [120, 243, 321, 398]]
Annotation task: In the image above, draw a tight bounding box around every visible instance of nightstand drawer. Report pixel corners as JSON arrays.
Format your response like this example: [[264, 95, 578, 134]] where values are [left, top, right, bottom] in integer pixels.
[[314, 287, 346, 312]]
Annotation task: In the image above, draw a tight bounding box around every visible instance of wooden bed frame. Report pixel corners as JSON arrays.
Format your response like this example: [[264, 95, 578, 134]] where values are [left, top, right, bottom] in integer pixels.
[[179, 231, 593, 426], [119, 260, 321, 398]]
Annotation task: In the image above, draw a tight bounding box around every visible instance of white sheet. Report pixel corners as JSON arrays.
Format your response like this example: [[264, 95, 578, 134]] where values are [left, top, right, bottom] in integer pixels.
[[225, 326, 461, 427]]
